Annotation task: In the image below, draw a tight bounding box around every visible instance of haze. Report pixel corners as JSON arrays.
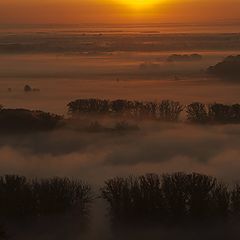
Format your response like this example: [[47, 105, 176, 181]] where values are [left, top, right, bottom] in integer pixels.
[[0, 0, 240, 239], [0, 0, 240, 24]]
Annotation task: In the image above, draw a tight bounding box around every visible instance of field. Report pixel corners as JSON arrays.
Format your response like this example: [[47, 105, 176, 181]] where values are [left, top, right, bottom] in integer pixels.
[[0, 24, 240, 239]]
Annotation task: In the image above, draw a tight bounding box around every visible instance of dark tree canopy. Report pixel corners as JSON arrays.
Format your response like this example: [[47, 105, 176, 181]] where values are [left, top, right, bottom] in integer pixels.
[[102, 172, 240, 226], [0, 108, 63, 132], [67, 99, 184, 122], [0, 175, 92, 218]]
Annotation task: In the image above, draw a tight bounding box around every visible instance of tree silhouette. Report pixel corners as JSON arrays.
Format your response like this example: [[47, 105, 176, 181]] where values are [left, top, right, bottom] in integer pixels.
[[186, 102, 208, 123], [102, 173, 233, 226], [0, 175, 92, 219], [231, 184, 240, 220], [158, 100, 184, 122], [67, 99, 184, 122]]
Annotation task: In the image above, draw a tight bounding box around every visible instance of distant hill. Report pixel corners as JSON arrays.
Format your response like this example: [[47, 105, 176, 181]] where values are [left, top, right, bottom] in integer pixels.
[[208, 55, 240, 81], [0, 108, 63, 132]]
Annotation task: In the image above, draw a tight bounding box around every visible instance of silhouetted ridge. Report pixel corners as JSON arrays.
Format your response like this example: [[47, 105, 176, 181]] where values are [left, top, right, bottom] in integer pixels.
[[0, 108, 63, 132], [208, 55, 240, 81]]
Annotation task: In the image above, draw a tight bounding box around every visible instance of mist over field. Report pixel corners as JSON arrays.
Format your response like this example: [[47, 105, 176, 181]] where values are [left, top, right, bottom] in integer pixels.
[[1, 30, 240, 113], [0, 123, 239, 184], [1, 122, 240, 240], [0, 24, 240, 239]]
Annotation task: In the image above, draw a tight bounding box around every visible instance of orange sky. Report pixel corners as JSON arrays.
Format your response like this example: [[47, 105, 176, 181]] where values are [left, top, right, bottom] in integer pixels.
[[0, 0, 240, 24]]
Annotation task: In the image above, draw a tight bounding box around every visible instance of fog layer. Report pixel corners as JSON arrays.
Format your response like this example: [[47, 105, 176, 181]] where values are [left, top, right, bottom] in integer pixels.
[[0, 123, 238, 184]]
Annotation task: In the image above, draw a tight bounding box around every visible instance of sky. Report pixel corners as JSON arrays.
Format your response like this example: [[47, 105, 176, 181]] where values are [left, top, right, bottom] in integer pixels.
[[0, 0, 240, 24]]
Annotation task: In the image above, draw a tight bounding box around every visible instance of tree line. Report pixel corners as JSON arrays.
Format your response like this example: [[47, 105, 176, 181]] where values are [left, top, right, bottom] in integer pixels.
[[68, 99, 184, 122], [0, 175, 92, 219], [68, 99, 240, 124], [0, 99, 239, 133], [1, 173, 240, 224], [102, 173, 240, 226], [2, 173, 240, 238]]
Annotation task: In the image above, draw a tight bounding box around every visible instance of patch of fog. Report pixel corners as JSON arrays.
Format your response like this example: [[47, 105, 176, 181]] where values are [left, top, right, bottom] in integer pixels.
[[0, 123, 239, 184]]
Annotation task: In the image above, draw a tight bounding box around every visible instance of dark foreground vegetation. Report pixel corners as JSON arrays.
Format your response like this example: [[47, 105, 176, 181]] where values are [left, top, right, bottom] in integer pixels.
[[2, 173, 240, 226], [0, 176, 92, 239], [68, 99, 240, 124], [0, 175, 92, 219], [102, 173, 240, 227], [2, 173, 240, 238], [208, 55, 240, 81]]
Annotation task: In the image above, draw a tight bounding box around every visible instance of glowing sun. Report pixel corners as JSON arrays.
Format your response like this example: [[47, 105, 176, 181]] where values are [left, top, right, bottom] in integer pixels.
[[118, 0, 160, 9]]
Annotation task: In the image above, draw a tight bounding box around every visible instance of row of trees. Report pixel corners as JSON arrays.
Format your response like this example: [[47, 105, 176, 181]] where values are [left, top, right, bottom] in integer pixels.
[[3, 172, 240, 235], [102, 173, 240, 226], [68, 99, 184, 122], [67, 99, 240, 124], [187, 102, 240, 124], [0, 100, 239, 132], [0, 175, 92, 218]]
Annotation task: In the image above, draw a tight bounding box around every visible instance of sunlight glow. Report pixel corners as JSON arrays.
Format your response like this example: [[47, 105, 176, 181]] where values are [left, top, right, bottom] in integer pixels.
[[117, 0, 161, 9]]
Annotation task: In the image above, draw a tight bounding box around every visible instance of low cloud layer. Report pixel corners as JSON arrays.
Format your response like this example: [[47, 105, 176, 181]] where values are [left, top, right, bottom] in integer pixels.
[[0, 122, 239, 184]]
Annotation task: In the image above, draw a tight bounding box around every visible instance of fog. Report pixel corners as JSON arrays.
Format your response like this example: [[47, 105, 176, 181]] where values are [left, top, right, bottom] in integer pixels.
[[0, 122, 238, 240], [0, 51, 240, 114], [0, 123, 239, 184], [0, 27, 240, 239], [0, 30, 240, 115]]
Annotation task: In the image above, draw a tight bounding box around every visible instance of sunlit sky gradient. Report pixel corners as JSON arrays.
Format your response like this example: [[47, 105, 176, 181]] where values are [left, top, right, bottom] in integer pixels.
[[0, 0, 240, 24]]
